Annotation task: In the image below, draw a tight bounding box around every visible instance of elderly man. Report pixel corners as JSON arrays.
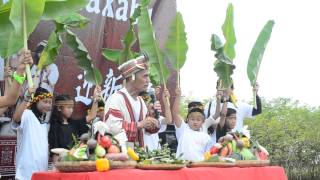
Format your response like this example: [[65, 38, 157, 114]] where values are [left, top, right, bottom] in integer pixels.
[[104, 54, 160, 149]]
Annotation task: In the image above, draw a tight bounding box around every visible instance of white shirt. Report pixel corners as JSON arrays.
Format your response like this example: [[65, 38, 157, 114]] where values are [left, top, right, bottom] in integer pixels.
[[16, 110, 49, 180], [121, 88, 142, 122], [204, 100, 253, 131], [175, 122, 211, 162], [143, 116, 167, 151]]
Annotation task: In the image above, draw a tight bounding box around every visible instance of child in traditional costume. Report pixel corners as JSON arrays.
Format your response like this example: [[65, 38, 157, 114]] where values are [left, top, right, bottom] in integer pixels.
[[48, 86, 100, 162], [172, 87, 211, 162], [15, 87, 53, 180]]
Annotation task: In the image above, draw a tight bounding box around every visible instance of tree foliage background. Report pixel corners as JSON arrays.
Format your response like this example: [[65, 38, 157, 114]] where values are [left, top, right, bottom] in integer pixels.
[[245, 98, 320, 180]]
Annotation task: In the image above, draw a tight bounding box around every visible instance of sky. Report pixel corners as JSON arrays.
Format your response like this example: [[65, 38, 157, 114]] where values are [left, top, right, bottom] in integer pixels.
[[177, 0, 320, 107]]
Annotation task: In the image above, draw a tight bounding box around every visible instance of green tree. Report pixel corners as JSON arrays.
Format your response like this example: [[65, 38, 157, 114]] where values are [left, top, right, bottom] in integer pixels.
[[245, 98, 320, 180]]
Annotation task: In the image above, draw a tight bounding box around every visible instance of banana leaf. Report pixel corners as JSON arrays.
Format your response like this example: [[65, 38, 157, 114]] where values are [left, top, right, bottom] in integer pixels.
[[247, 20, 274, 86], [38, 13, 89, 70], [37, 30, 62, 70], [0, 0, 45, 58], [37, 13, 102, 85], [0, 0, 88, 57], [165, 12, 188, 86], [102, 4, 141, 65], [137, 0, 169, 86], [54, 12, 89, 28], [0, 1, 15, 58], [211, 33, 235, 88], [247, 20, 275, 107], [9, 0, 46, 88], [102, 49, 122, 63], [42, 0, 89, 20], [211, 34, 223, 51], [222, 3, 236, 60], [64, 28, 102, 85], [0, 0, 90, 88], [38, 13, 88, 70]]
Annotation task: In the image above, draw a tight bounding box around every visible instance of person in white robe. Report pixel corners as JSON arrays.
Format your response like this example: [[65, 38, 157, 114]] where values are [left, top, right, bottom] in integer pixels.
[[14, 88, 53, 180], [104, 55, 160, 151]]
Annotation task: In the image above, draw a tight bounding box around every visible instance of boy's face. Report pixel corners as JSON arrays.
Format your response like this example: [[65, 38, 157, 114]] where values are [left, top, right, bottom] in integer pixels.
[[187, 112, 204, 131], [226, 113, 237, 129]]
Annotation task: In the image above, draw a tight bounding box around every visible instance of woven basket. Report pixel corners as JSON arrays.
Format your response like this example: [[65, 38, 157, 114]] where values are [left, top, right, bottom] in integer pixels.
[[188, 161, 236, 168], [137, 163, 186, 170], [55, 161, 96, 172], [110, 160, 137, 169], [189, 160, 270, 168], [235, 160, 270, 167]]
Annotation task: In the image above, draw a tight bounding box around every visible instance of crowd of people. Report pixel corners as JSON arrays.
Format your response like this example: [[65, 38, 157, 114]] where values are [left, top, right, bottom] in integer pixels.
[[0, 45, 262, 180]]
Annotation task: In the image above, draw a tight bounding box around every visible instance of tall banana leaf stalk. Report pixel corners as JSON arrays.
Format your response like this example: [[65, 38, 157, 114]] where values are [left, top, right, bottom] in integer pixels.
[[137, 0, 170, 106], [1, 0, 102, 87], [165, 12, 188, 88], [212, 3, 236, 89], [137, 0, 169, 88], [222, 3, 236, 61], [247, 20, 275, 108]]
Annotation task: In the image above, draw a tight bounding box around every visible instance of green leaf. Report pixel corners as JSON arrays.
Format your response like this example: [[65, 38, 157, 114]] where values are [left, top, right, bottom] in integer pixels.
[[42, 0, 89, 20], [119, 15, 138, 64], [37, 29, 62, 70], [54, 12, 89, 28], [214, 60, 235, 88], [64, 28, 102, 85], [247, 20, 275, 86], [45, 0, 67, 2], [0, 2, 15, 57], [211, 34, 223, 51], [102, 48, 122, 63], [138, 0, 169, 85], [10, 0, 45, 37], [0, 0, 45, 56], [37, 13, 88, 70], [165, 12, 188, 70], [222, 3, 236, 60], [211, 34, 235, 88]]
